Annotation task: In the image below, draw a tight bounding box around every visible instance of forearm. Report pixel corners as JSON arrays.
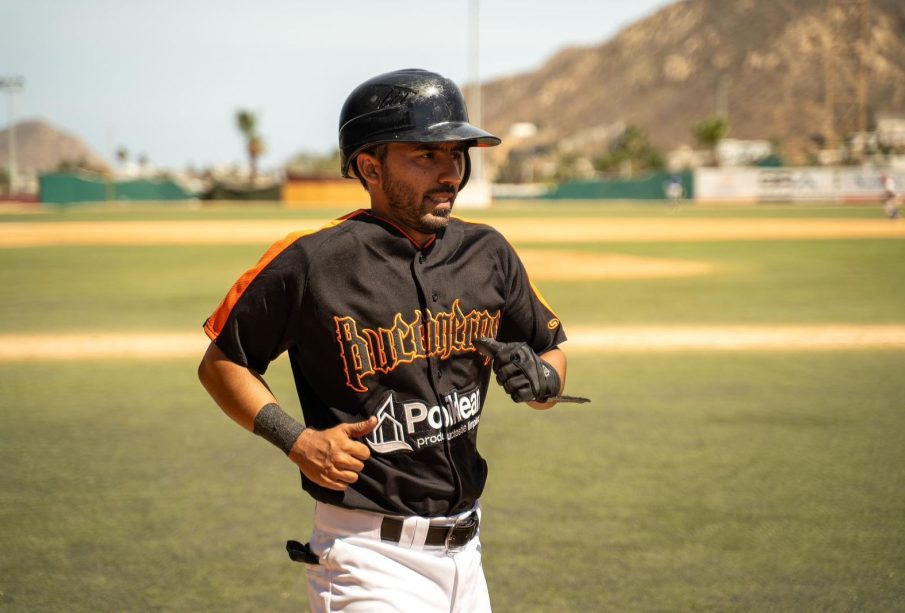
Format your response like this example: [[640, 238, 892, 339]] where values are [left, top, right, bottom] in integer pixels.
[[527, 348, 566, 410], [197, 341, 279, 431], [198, 342, 376, 490]]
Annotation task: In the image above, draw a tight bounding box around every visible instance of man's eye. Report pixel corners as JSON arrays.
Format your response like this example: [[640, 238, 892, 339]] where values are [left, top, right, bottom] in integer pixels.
[[421, 152, 435, 159]]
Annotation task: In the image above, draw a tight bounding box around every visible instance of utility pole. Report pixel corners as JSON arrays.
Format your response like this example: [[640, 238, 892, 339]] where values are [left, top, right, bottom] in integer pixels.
[[823, 0, 871, 157], [467, 0, 483, 182], [716, 76, 732, 123], [457, 0, 492, 206], [0, 75, 25, 194]]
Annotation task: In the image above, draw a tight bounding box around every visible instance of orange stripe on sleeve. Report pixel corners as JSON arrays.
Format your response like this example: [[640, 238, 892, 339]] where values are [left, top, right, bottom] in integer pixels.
[[452, 215, 562, 322], [528, 279, 560, 320], [203, 230, 307, 341], [203, 211, 364, 341]]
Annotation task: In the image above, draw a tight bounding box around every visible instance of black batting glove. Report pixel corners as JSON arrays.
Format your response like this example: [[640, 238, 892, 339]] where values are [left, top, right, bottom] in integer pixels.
[[473, 337, 561, 403]]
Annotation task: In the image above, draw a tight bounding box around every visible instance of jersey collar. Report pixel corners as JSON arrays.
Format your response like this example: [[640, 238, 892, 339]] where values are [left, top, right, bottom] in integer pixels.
[[361, 210, 440, 251]]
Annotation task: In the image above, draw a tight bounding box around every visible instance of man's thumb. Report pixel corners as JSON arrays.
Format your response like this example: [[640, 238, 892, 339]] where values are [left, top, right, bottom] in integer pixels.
[[345, 416, 379, 438], [473, 337, 504, 359]]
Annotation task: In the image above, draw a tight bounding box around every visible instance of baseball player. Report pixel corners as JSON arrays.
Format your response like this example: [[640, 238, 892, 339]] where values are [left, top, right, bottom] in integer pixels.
[[198, 68, 586, 612], [881, 172, 899, 220], [665, 174, 684, 208]]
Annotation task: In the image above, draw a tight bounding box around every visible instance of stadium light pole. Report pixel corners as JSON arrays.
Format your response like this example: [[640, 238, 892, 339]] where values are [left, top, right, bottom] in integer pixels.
[[0, 75, 25, 194], [467, 0, 483, 182], [717, 76, 731, 123]]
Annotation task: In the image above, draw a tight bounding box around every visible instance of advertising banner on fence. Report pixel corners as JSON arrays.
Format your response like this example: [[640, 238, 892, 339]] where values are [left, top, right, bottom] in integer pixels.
[[695, 167, 903, 203], [838, 169, 885, 202], [694, 168, 758, 203], [757, 168, 837, 201]]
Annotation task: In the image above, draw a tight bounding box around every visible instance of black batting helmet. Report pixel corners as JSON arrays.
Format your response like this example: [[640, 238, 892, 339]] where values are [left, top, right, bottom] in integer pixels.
[[339, 69, 501, 189]]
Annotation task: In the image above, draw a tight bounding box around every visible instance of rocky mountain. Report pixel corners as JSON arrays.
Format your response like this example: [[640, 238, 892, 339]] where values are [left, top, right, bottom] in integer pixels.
[[478, 0, 905, 172], [0, 119, 110, 175]]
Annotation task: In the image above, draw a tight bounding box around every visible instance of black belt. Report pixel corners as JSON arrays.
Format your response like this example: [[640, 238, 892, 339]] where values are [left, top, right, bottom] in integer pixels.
[[380, 511, 479, 549]]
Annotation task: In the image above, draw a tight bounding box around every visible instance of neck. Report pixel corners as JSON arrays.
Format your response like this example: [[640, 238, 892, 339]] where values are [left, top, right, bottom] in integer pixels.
[[368, 208, 435, 248]]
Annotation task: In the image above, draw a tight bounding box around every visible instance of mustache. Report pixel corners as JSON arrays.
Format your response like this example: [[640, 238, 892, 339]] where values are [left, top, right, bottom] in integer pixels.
[[425, 186, 457, 199]]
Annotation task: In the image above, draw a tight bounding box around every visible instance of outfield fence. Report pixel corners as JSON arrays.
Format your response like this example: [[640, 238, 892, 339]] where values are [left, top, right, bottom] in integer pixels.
[[695, 167, 904, 203]]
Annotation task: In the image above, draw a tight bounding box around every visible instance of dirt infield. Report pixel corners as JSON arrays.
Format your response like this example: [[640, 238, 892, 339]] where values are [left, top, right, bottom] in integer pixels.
[[565, 325, 905, 351], [3, 325, 904, 361], [0, 332, 204, 360], [517, 250, 713, 280], [1, 217, 903, 248]]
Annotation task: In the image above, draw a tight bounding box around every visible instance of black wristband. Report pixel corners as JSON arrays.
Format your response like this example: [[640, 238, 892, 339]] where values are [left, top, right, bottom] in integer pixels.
[[253, 403, 306, 455]]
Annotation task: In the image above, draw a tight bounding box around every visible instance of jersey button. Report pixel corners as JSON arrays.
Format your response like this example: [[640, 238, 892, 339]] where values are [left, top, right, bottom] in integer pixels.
[[431, 292, 439, 302], [418, 254, 425, 264]]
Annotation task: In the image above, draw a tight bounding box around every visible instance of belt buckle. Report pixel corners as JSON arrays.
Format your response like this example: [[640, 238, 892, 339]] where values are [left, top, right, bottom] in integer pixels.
[[445, 512, 478, 551]]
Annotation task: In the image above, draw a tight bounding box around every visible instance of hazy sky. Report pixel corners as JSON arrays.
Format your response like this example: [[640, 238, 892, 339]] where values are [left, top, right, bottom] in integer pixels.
[[3, 0, 675, 170]]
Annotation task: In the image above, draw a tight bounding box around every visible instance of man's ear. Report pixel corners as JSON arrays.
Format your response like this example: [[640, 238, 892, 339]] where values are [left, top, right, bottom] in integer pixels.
[[356, 152, 382, 188]]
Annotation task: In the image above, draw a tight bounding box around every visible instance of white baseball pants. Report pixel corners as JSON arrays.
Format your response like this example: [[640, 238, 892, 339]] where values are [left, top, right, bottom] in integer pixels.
[[304, 502, 492, 612]]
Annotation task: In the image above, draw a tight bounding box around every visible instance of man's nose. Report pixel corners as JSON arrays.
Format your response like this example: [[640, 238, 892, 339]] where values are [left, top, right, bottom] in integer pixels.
[[437, 154, 464, 187]]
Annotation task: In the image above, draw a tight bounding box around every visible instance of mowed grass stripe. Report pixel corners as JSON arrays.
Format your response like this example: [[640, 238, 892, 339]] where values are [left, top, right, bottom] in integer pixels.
[[1, 237, 902, 333]]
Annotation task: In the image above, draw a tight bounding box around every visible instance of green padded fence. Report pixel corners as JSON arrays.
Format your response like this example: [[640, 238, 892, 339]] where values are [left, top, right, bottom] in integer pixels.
[[543, 171, 694, 200], [39, 172, 192, 205]]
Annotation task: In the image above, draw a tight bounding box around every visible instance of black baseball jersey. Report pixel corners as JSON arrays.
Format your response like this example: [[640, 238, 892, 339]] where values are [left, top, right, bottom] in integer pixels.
[[204, 210, 566, 517]]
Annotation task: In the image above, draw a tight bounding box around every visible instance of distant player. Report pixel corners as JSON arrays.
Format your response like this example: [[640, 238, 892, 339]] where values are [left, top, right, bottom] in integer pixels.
[[665, 174, 684, 208], [881, 172, 899, 220]]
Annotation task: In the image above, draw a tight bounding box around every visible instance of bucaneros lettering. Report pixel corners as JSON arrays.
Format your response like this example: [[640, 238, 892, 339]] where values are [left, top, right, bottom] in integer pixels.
[[335, 299, 500, 392]]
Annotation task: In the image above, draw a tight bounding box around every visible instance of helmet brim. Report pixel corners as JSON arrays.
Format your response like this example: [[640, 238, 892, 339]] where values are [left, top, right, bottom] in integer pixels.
[[342, 121, 501, 178], [415, 121, 502, 147]]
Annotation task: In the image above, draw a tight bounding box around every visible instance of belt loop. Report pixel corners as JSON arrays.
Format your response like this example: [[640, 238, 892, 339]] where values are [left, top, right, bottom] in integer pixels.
[[399, 516, 429, 549], [412, 517, 430, 550], [444, 523, 458, 551]]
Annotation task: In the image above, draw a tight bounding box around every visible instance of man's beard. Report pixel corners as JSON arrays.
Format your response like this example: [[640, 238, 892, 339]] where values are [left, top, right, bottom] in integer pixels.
[[383, 166, 456, 235]]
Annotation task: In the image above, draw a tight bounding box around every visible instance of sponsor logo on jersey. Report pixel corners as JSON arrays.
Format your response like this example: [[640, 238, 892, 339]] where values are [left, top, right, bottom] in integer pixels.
[[366, 395, 414, 454], [334, 299, 500, 393], [366, 386, 483, 454]]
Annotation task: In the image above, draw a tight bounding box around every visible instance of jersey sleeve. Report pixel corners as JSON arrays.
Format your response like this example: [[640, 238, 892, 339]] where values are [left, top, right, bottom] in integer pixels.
[[203, 233, 308, 374], [496, 239, 567, 354]]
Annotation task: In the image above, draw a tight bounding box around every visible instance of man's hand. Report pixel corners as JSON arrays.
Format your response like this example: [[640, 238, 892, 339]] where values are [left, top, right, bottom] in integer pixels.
[[288, 417, 378, 491], [473, 337, 562, 403]]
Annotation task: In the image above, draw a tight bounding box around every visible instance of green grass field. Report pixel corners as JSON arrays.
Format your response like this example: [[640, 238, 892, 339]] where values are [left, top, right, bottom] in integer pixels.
[[1, 202, 904, 611]]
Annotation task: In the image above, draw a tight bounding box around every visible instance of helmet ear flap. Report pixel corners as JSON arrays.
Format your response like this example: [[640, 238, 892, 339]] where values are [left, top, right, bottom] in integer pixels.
[[460, 150, 472, 191]]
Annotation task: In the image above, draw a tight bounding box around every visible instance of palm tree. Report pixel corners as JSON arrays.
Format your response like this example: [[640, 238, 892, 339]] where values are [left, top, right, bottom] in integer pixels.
[[693, 117, 729, 166], [236, 110, 265, 183], [594, 124, 665, 176]]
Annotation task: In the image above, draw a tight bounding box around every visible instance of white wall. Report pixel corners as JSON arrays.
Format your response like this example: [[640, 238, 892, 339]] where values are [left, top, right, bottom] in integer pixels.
[[695, 167, 904, 203]]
